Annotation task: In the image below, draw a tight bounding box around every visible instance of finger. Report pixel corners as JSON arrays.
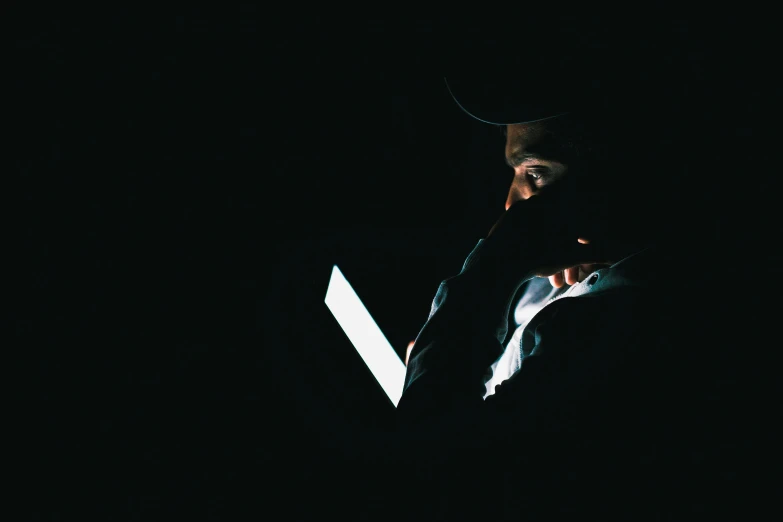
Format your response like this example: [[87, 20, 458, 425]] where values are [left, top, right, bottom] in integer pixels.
[[405, 340, 415, 366], [549, 272, 565, 288], [566, 266, 581, 285]]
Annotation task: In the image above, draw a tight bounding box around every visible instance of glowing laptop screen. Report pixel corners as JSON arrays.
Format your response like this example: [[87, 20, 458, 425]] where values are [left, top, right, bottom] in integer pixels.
[[324, 265, 405, 407]]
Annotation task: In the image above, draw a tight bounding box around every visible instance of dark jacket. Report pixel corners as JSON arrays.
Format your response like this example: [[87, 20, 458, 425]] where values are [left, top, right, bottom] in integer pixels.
[[395, 237, 772, 521]]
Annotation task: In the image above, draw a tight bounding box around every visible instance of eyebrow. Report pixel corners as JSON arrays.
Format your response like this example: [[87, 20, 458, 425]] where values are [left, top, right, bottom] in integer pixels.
[[505, 151, 543, 169]]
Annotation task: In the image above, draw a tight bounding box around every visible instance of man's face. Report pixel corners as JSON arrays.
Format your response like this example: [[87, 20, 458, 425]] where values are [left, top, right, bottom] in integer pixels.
[[504, 116, 606, 287], [503, 119, 571, 210]]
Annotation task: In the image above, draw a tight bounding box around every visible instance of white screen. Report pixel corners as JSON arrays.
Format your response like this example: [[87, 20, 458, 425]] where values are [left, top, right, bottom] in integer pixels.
[[324, 265, 405, 407]]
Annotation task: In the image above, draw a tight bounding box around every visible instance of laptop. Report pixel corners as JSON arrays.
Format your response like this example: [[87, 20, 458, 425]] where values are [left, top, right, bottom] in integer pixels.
[[324, 265, 406, 407]]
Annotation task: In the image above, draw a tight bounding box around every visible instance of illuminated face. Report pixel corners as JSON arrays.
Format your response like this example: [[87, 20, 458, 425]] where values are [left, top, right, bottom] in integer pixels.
[[503, 118, 573, 210]]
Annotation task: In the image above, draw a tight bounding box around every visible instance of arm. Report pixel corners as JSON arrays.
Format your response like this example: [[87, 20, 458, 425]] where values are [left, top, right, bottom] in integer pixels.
[[397, 184, 602, 426], [397, 236, 535, 423]]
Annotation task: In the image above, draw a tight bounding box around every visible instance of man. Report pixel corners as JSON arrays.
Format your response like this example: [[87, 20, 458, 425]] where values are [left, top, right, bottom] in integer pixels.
[[393, 21, 770, 521], [405, 118, 605, 397]]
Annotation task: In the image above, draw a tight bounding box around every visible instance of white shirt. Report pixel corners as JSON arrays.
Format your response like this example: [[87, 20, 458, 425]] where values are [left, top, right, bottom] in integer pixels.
[[483, 267, 607, 398]]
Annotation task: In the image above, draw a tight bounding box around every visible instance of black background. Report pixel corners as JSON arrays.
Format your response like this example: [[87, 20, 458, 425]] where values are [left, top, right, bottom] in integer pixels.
[[10, 6, 776, 520], [10, 6, 519, 520]]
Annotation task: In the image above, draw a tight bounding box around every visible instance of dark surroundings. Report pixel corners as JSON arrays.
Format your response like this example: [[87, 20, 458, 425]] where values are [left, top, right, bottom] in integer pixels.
[[9, 6, 778, 520]]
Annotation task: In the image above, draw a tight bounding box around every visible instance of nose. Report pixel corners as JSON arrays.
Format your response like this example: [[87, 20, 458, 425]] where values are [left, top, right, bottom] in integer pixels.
[[504, 177, 534, 210]]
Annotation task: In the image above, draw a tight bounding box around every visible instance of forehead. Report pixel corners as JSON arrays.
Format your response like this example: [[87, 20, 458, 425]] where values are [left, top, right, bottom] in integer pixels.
[[505, 121, 547, 142], [505, 118, 576, 162], [506, 115, 579, 142]]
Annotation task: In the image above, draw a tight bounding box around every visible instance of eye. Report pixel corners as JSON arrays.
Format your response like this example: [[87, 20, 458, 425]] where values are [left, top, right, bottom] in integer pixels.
[[526, 167, 548, 181]]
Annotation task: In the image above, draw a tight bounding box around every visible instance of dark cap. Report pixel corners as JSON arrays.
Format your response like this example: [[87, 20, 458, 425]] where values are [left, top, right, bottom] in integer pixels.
[[442, 20, 704, 126]]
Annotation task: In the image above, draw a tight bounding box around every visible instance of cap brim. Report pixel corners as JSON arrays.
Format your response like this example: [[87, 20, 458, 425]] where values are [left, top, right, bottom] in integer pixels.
[[444, 76, 569, 125], [440, 32, 590, 126]]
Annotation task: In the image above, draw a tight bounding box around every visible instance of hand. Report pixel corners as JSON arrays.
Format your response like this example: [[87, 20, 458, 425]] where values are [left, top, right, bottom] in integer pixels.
[[547, 240, 612, 288], [485, 179, 615, 285]]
